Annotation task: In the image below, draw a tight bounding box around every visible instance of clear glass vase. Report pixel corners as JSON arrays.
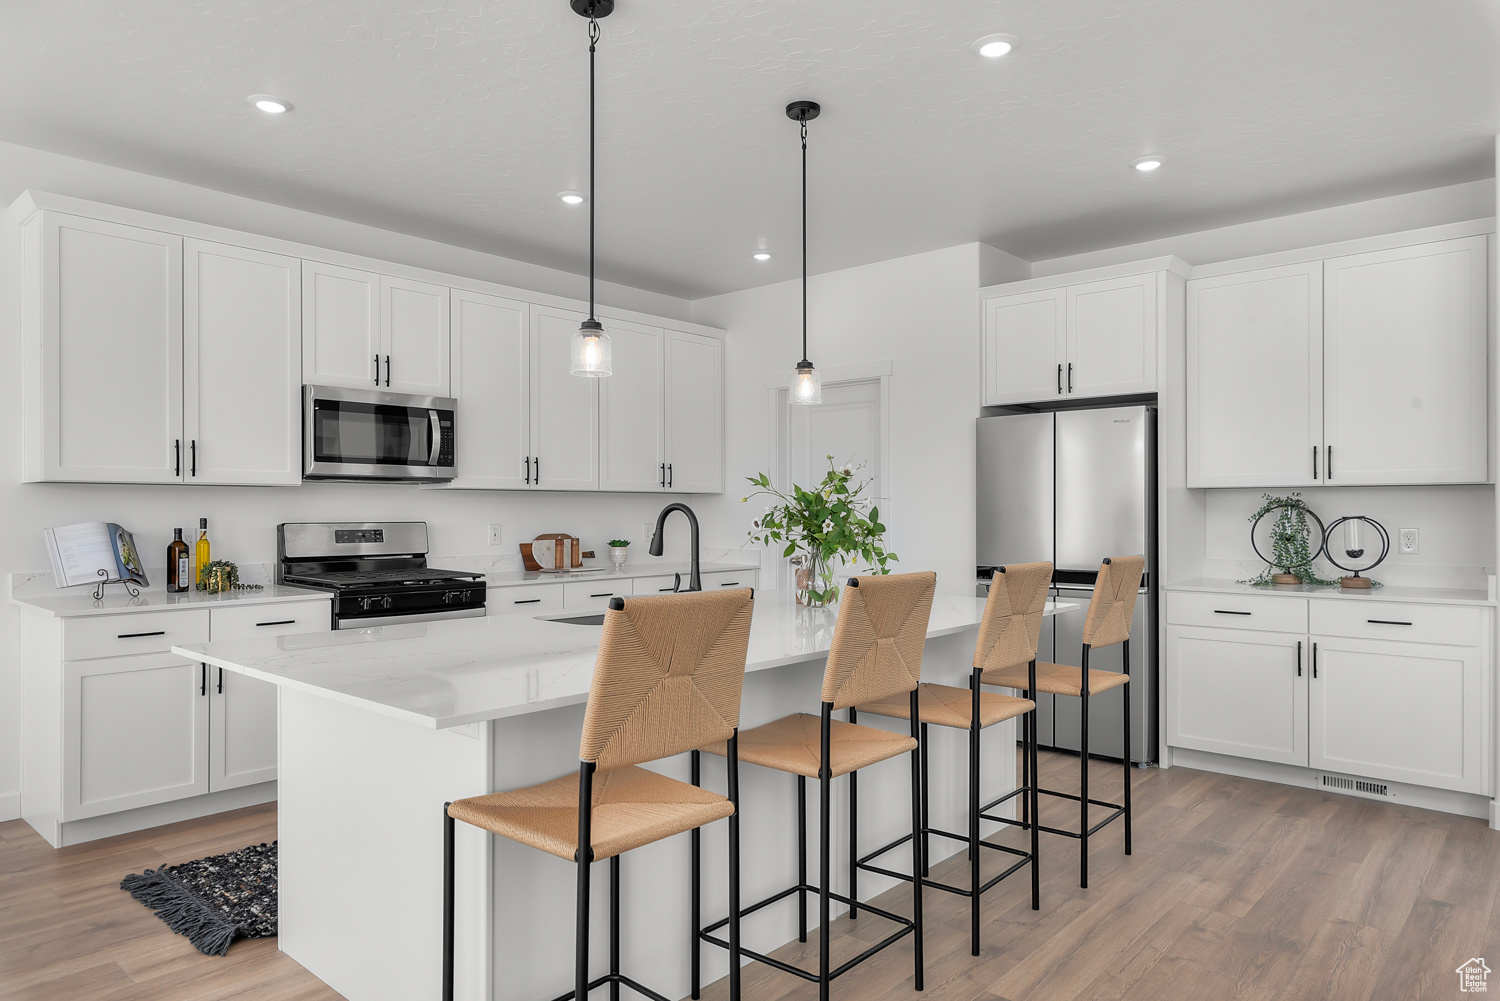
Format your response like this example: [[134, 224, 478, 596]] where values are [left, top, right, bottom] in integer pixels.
[[795, 551, 837, 607]]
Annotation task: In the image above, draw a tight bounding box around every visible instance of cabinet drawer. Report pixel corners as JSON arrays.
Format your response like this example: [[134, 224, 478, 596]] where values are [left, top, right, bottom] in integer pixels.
[[701, 570, 755, 591], [1309, 600, 1486, 647], [64, 609, 211, 661], [491, 584, 563, 616], [563, 580, 630, 611], [631, 574, 683, 595], [210, 601, 330, 640], [1167, 592, 1307, 633]]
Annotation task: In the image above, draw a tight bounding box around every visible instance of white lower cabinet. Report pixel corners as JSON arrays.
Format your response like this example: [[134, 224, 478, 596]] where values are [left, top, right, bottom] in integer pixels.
[[1165, 591, 1490, 796]]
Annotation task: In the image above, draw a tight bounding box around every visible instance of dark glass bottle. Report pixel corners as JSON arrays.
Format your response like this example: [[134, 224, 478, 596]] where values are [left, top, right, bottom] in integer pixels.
[[168, 528, 190, 593]]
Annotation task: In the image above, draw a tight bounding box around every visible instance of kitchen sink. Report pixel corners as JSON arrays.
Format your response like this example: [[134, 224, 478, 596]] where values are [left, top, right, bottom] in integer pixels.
[[540, 612, 606, 626]]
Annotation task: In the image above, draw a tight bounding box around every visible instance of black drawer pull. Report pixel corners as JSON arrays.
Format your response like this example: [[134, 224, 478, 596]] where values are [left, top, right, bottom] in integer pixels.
[[1366, 619, 1413, 626], [658, 586, 676, 592], [255, 619, 296, 627], [590, 593, 615, 599], [513, 598, 542, 605], [718, 581, 740, 587], [1213, 610, 1252, 616], [117, 630, 166, 639], [1296, 640, 1302, 677]]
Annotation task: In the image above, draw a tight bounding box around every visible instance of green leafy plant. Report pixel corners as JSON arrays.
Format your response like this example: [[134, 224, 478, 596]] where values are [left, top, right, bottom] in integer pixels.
[[197, 560, 263, 594], [607, 539, 630, 548], [1242, 493, 1336, 587], [743, 457, 897, 606]]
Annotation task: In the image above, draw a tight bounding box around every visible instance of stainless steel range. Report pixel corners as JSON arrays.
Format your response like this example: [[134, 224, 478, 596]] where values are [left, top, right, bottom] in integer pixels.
[[277, 522, 486, 629]]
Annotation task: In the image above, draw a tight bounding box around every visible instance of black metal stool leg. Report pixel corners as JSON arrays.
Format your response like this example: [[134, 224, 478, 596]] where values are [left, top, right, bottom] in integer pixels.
[[968, 670, 981, 956], [849, 707, 859, 920], [609, 855, 621, 1001], [819, 728, 832, 1001], [443, 803, 455, 1001], [920, 722, 931, 878], [1123, 641, 1133, 857], [727, 735, 742, 1001], [576, 762, 595, 1001], [797, 774, 808, 944], [1029, 702, 1040, 910], [909, 689, 924, 990], [690, 751, 701, 999], [1079, 646, 1090, 890]]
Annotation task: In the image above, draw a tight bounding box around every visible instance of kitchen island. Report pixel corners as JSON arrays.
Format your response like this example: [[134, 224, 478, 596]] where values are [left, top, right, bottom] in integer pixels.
[[177, 591, 1077, 1001]]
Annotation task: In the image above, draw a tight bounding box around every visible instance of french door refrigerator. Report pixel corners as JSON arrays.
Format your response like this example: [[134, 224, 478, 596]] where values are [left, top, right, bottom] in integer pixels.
[[976, 405, 1157, 764]]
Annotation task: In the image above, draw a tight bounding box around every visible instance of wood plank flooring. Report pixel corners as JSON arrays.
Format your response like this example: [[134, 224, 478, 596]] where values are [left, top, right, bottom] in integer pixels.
[[3, 751, 1499, 1001]]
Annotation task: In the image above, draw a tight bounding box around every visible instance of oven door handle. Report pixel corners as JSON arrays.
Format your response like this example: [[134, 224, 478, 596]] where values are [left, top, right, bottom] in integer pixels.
[[428, 410, 442, 465]]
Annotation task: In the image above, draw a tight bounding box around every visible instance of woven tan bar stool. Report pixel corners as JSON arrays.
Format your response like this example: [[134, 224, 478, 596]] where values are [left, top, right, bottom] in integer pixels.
[[982, 555, 1144, 888], [854, 560, 1051, 956], [442, 588, 755, 1001], [699, 571, 936, 1001]]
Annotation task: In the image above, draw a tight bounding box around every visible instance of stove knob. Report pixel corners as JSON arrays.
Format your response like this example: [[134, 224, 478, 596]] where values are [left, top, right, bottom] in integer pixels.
[[381, 595, 394, 610], [461, 590, 472, 602], [441, 591, 453, 605], [359, 596, 373, 612]]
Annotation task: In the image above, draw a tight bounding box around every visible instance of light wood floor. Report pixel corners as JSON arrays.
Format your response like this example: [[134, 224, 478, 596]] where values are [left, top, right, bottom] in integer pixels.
[[4, 751, 1499, 1001]]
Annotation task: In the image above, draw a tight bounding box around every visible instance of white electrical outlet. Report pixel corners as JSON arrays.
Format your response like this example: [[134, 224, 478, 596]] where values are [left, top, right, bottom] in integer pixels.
[[643, 523, 656, 548], [1399, 528, 1418, 555], [488, 524, 503, 546]]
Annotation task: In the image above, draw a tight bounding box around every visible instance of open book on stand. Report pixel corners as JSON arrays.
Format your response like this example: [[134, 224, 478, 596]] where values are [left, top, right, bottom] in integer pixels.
[[44, 522, 151, 590]]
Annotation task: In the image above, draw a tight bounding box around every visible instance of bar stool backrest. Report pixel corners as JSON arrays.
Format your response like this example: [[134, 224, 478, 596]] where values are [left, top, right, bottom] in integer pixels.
[[1081, 556, 1146, 650], [579, 589, 755, 770], [820, 571, 937, 711], [973, 561, 1053, 673]]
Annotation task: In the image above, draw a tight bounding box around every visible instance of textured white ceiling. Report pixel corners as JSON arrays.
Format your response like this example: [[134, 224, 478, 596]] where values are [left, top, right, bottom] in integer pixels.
[[2, 1, 1496, 299]]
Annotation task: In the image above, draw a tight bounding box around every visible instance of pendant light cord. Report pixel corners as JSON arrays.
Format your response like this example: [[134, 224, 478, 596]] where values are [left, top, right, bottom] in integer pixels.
[[587, 15, 600, 323], [800, 114, 808, 365]]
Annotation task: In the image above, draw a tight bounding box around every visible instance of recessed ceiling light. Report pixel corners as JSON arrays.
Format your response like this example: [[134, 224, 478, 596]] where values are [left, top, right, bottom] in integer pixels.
[[753, 252, 772, 261], [248, 94, 291, 114], [558, 191, 585, 205], [972, 34, 1019, 58], [1133, 156, 1164, 172]]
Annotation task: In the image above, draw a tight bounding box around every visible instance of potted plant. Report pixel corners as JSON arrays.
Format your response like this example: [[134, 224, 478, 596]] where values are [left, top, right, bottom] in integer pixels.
[[1242, 493, 1336, 588], [607, 539, 630, 569], [743, 457, 897, 606]]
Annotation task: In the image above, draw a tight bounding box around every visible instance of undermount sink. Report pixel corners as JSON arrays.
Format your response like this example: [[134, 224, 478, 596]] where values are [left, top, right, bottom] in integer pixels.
[[540, 612, 606, 626]]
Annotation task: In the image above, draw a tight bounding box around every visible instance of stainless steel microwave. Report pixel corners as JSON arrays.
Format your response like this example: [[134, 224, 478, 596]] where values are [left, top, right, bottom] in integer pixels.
[[303, 386, 456, 481]]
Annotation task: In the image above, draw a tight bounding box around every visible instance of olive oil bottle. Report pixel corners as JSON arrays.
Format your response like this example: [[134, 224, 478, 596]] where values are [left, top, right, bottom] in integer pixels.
[[193, 518, 210, 590], [167, 529, 190, 593]]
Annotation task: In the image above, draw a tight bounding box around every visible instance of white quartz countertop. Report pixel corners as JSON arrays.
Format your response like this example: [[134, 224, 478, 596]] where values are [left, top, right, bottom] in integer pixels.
[[176, 592, 1079, 730], [12, 581, 332, 617], [480, 561, 757, 588], [1165, 578, 1495, 607]]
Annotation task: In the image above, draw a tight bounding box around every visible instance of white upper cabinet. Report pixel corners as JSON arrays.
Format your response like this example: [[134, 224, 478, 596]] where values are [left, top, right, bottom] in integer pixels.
[[530, 306, 600, 491], [599, 320, 665, 492], [1322, 237, 1487, 485], [183, 240, 302, 486], [983, 288, 1066, 405], [664, 329, 725, 493], [1066, 273, 1157, 399], [1187, 234, 1488, 488], [981, 269, 1161, 406], [446, 291, 531, 489], [1187, 264, 1323, 488], [302, 261, 381, 390], [380, 276, 450, 396], [22, 213, 184, 483]]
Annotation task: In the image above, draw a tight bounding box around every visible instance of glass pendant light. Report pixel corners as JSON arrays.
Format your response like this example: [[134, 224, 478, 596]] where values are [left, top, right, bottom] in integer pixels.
[[570, 0, 613, 377], [787, 100, 822, 404]]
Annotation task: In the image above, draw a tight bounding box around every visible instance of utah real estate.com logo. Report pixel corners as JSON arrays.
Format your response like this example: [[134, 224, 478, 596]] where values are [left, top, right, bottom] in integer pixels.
[[1458, 958, 1491, 993]]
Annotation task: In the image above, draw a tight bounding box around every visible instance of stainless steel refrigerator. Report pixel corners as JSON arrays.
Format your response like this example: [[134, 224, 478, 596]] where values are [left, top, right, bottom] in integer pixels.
[[976, 405, 1157, 764]]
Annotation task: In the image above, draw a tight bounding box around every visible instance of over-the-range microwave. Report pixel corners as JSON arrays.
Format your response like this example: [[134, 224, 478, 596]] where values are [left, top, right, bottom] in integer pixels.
[[303, 385, 456, 482]]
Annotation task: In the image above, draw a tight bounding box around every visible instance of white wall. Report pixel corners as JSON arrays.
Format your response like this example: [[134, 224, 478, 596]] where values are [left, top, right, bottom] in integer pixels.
[[0, 142, 707, 818], [691, 243, 995, 598]]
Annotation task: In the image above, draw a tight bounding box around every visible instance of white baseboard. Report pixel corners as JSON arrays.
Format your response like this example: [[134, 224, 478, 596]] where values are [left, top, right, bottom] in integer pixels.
[[0, 791, 19, 823]]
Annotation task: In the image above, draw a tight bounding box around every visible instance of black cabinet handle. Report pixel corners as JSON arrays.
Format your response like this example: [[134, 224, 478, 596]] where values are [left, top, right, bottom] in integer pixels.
[[1326, 445, 1333, 480], [1312, 446, 1318, 480], [1057, 364, 1062, 395], [117, 630, 166, 639], [658, 586, 675, 592], [1296, 640, 1302, 677], [200, 663, 207, 696], [513, 598, 542, 605], [190, 440, 196, 477], [1067, 363, 1073, 393], [668, 463, 673, 488], [385, 355, 391, 387], [1367, 619, 1413, 626], [217, 667, 223, 694], [374, 354, 380, 385], [1312, 642, 1318, 679], [660, 463, 665, 488], [174, 439, 181, 477], [589, 592, 615, 599], [255, 619, 296, 627], [1213, 609, 1252, 616], [534, 457, 539, 485], [718, 581, 740, 587]]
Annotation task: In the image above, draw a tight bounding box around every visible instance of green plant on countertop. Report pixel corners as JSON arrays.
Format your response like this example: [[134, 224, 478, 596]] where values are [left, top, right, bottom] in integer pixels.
[[607, 539, 630, 548], [1241, 493, 1336, 588], [743, 456, 896, 607], [197, 560, 264, 594]]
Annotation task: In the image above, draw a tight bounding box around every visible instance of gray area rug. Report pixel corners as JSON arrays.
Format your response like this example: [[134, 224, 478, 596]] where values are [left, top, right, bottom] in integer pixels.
[[120, 840, 277, 956]]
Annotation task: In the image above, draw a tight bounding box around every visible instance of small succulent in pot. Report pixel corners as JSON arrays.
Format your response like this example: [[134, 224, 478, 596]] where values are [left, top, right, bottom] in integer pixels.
[[607, 539, 630, 568]]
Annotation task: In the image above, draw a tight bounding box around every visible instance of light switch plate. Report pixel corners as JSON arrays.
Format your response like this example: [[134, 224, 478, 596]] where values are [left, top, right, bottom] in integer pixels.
[[488, 524, 503, 546], [1399, 528, 1418, 555], [644, 523, 657, 548]]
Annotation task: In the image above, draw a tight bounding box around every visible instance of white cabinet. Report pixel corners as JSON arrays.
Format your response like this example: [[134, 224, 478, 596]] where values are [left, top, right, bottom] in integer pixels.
[[981, 271, 1159, 406], [20, 212, 184, 483], [302, 263, 451, 396], [447, 291, 531, 489], [664, 330, 725, 493], [530, 306, 600, 491], [1165, 625, 1307, 766], [63, 654, 210, 820], [184, 240, 302, 485], [1186, 236, 1487, 488], [1322, 238, 1487, 485], [1186, 264, 1323, 488], [599, 320, 665, 491], [562, 580, 630, 611]]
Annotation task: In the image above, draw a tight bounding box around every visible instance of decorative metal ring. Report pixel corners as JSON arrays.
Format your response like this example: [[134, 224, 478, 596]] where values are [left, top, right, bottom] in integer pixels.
[[1250, 502, 1327, 571], [1323, 516, 1390, 574]]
